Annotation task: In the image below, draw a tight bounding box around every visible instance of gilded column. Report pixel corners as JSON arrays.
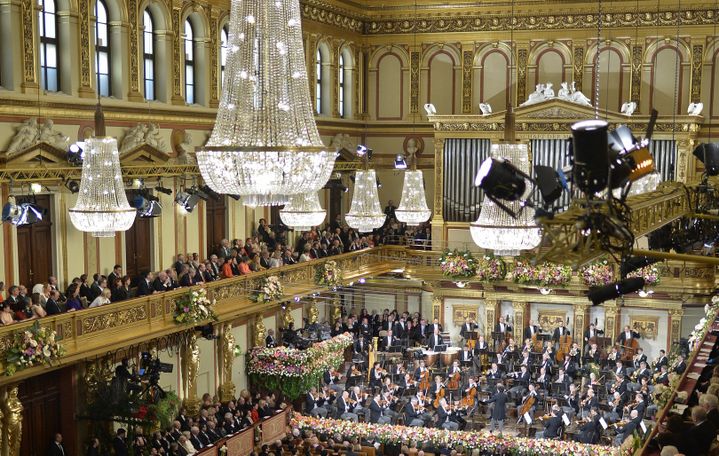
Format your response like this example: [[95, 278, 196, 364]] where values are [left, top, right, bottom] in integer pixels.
[[353, 47, 361, 120], [0, 389, 4, 456], [359, 46, 370, 120], [630, 44, 643, 109], [409, 47, 420, 116], [307, 299, 319, 326], [181, 334, 201, 416], [218, 323, 236, 402], [78, 0, 94, 98], [603, 302, 620, 344], [208, 9, 220, 108], [431, 137, 446, 250], [512, 301, 527, 344], [171, 5, 184, 105], [573, 303, 590, 352], [330, 40, 340, 118], [1, 385, 23, 456], [252, 314, 267, 348], [20, 0, 38, 92], [127, 0, 143, 101], [573, 46, 584, 92], [516, 45, 529, 106], [461, 45, 473, 114], [331, 294, 342, 325], [676, 138, 695, 185], [669, 309, 683, 347], [484, 299, 499, 340], [280, 305, 294, 330], [431, 293, 443, 325], [690, 44, 703, 104]]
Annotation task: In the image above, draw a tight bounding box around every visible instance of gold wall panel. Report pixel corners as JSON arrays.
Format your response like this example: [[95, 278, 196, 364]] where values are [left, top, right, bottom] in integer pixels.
[[537, 311, 566, 333], [629, 315, 660, 340]]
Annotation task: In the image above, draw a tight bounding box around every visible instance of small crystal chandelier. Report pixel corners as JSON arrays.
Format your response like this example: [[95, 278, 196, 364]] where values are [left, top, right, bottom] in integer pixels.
[[69, 137, 136, 237], [197, 0, 336, 206], [345, 152, 385, 233], [395, 151, 431, 226], [470, 143, 541, 256], [279, 192, 326, 231]]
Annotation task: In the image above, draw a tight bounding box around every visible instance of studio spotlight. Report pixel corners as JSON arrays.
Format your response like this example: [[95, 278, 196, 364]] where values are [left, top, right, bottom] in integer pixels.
[[199, 185, 221, 201], [30, 183, 43, 194], [175, 191, 200, 213], [620, 255, 660, 277], [65, 179, 80, 194], [67, 142, 85, 166], [131, 192, 162, 218], [132, 178, 144, 189], [534, 165, 566, 207], [2, 199, 46, 226], [475, 157, 528, 201], [587, 277, 646, 305], [154, 186, 172, 195], [356, 145, 368, 156], [228, 194, 241, 201], [189, 186, 210, 201], [570, 119, 610, 194], [1, 198, 18, 223], [693, 143, 719, 177], [394, 154, 407, 170], [423, 103, 437, 116]]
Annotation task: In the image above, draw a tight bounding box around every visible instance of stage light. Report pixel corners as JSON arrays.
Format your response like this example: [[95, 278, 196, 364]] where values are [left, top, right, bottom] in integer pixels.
[[693, 143, 719, 177], [620, 256, 660, 277], [131, 192, 162, 218], [587, 277, 646, 305], [534, 165, 566, 207], [571, 119, 610, 194], [394, 154, 407, 170], [199, 185, 221, 201], [154, 186, 172, 195], [191, 187, 210, 201], [2, 199, 46, 226], [65, 179, 80, 194], [357, 145, 368, 156], [132, 178, 144, 189], [424, 103, 436, 116], [475, 157, 528, 201], [30, 183, 42, 194], [228, 194, 241, 201], [175, 191, 200, 213], [67, 142, 85, 166]]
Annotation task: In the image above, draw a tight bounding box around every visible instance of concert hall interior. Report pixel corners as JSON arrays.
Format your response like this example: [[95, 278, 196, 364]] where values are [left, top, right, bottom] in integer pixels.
[[2, 0, 719, 455]]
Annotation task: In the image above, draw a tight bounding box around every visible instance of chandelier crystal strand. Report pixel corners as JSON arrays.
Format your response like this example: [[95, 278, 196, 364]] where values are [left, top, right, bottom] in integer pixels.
[[345, 169, 386, 233], [279, 192, 326, 231], [395, 170, 431, 226], [69, 137, 136, 237], [197, 0, 336, 205], [470, 143, 541, 256]]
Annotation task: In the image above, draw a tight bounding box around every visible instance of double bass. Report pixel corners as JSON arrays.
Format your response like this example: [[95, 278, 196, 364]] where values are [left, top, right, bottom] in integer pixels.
[[621, 338, 640, 362], [556, 334, 573, 363]]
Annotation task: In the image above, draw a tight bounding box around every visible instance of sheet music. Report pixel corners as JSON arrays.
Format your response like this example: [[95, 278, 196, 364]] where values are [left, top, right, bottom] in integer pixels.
[[686, 372, 701, 380], [640, 421, 647, 434], [524, 412, 532, 424], [599, 417, 608, 429], [562, 414, 570, 426]]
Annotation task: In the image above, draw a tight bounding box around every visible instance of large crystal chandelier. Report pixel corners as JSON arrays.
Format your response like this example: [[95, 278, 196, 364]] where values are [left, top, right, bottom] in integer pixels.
[[279, 192, 326, 231], [395, 167, 431, 226], [197, 0, 336, 206], [470, 143, 541, 256], [69, 137, 136, 237], [345, 168, 385, 233]]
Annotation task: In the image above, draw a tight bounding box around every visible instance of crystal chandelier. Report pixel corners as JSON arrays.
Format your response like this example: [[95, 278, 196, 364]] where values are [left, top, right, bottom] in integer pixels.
[[69, 137, 136, 237], [345, 168, 385, 233], [279, 192, 326, 231], [395, 151, 431, 225], [470, 143, 541, 256], [197, 0, 336, 206]]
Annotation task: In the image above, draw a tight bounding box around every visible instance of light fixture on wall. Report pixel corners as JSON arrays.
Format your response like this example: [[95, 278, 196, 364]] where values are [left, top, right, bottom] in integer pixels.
[[280, 192, 326, 231], [470, 143, 541, 256], [197, 0, 336, 206], [69, 137, 136, 237]]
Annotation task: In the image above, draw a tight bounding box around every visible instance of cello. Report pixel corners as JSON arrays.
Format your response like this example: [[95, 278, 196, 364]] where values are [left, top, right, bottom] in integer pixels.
[[556, 334, 572, 363], [517, 393, 536, 423], [461, 382, 477, 408], [621, 338, 639, 362], [447, 369, 461, 390], [433, 384, 446, 408]]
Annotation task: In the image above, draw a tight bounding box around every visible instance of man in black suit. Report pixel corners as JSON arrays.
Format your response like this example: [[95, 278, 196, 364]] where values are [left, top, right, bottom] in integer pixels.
[[113, 429, 128, 456], [552, 323, 570, 342], [3, 285, 20, 311], [45, 290, 63, 315], [136, 271, 154, 296], [415, 319, 430, 341], [583, 323, 597, 345], [305, 387, 328, 418], [265, 329, 277, 348], [536, 405, 563, 438], [393, 317, 407, 339], [381, 329, 397, 350], [672, 354, 687, 374], [685, 405, 718, 456], [617, 325, 640, 345], [368, 393, 391, 424], [404, 397, 424, 426], [494, 317, 509, 334], [107, 264, 122, 290], [153, 271, 170, 292], [430, 318, 442, 334], [354, 336, 367, 357], [613, 409, 642, 446], [47, 433, 65, 456], [335, 391, 359, 422], [88, 274, 105, 302], [578, 408, 601, 444], [524, 320, 539, 340], [654, 349, 669, 372], [460, 318, 477, 341], [427, 328, 443, 350], [189, 427, 204, 450], [484, 383, 508, 435]]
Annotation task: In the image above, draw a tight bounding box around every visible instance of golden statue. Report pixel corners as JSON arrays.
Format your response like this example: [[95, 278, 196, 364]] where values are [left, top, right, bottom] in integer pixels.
[[253, 315, 266, 347], [308, 301, 319, 325], [219, 324, 237, 401], [4, 385, 23, 456], [331, 295, 342, 325], [280, 306, 294, 329], [182, 334, 201, 415]]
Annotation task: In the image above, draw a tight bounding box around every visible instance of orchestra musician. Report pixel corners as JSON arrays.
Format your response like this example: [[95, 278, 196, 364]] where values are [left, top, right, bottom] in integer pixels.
[[323, 369, 345, 394], [628, 361, 651, 392], [353, 336, 368, 356], [515, 383, 538, 419], [524, 320, 540, 339], [672, 354, 687, 375], [585, 343, 600, 365], [369, 362, 383, 389], [560, 352, 577, 380], [483, 383, 509, 436], [562, 383, 580, 419], [431, 375, 445, 399], [359, 317, 372, 341], [535, 405, 563, 439], [473, 335, 489, 371], [494, 316, 510, 334], [404, 397, 425, 426], [349, 386, 366, 417], [305, 387, 328, 418], [617, 325, 641, 345], [577, 407, 601, 444], [579, 388, 598, 419], [508, 365, 531, 400], [614, 409, 642, 446], [460, 343, 473, 367], [609, 373, 628, 399], [448, 359, 462, 377], [606, 346, 620, 363], [485, 363, 504, 382], [414, 360, 429, 382], [630, 347, 648, 376], [436, 398, 459, 430], [393, 316, 408, 339], [430, 318, 443, 334], [539, 352, 554, 377], [654, 350, 669, 371], [428, 328, 443, 350], [381, 329, 397, 351], [604, 391, 625, 423], [625, 392, 646, 419], [368, 393, 391, 424], [613, 360, 627, 380], [655, 365, 670, 385], [536, 367, 550, 392], [555, 367, 571, 391], [414, 318, 430, 341], [583, 323, 597, 345], [459, 317, 477, 343], [335, 391, 359, 422]]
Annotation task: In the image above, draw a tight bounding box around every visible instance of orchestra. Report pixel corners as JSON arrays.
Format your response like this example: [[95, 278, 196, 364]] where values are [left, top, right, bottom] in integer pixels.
[[292, 308, 668, 446]]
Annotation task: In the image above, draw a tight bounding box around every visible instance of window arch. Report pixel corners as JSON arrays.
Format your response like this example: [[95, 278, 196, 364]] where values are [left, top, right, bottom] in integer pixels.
[[220, 24, 229, 88], [338, 47, 354, 119], [316, 48, 322, 114], [39, 0, 59, 92], [94, 0, 111, 97], [143, 9, 155, 100], [338, 53, 345, 117]]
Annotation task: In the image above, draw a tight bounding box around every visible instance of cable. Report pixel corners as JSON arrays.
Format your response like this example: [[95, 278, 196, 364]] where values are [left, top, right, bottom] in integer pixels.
[[594, 0, 603, 119]]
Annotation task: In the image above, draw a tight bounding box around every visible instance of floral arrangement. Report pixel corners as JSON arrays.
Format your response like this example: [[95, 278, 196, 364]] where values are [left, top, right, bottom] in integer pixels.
[[248, 333, 353, 399], [627, 264, 661, 286], [251, 276, 284, 302], [510, 261, 573, 287], [133, 391, 181, 429], [4, 321, 65, 376], [291, 413, 619, 455], [439, 250, 478, 279], [173, 287, 217, 325], [580, 260, 614, 287], [688, 297, 719, 351], [315, 260, 343, 288], [475, 255, 506, 281]]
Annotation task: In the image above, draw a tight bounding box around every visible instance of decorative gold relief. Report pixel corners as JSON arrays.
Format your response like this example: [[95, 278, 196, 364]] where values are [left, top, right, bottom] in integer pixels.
[[280, 305, 294, 329], [209, 13, 219, 104], [573, 47, 584, 92], [81, 306, 148, 334], [219, 324, 236, 402], [537, 311, 566, 332], [452, 305, 479, 325], [182, 333, 201, 415], [20, 0, 36, 85], [128, 0, 140, 95], [433, 137, 445, 217], [462, 49, 473, 114], [629, 315, 660, 340], [3, 385, 23, 456], [79, 0, 91, 90], [517, 48, 528, 104], [410, 50, 420, 114], [691, 44, 703, 103], [301, 5, 364, 34], [630, 44, 643, 106], [172, 8, 183, 100], [252, 314, 267, 348]]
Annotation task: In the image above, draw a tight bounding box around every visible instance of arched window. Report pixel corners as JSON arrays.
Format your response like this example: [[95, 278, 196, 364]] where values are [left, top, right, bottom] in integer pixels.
[[338, 53, 345, 118], [184, 19, 195, 104], [95, 0, 111, 97], [38, 0, 59, 91], [220, 25, 228, 87], [316, 49, 322, 114], [143, 9, 155, 100]]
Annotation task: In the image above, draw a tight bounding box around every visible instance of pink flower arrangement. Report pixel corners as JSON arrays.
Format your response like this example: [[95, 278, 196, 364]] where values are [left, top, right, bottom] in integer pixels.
[[580, 260, 614, 287], [627, 264, 661, 286], [475, 255, 506, 281], [5, 321, 65, 376], [510, 261, 572, 287], [439, 250, 478, 278]]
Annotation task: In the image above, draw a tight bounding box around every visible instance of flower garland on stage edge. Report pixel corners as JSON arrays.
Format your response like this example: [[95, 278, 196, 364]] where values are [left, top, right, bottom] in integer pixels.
[[251, 276, 284, 303], [511, 261, 572, 288], [627, 264, 661, 286], [291, 413, 619, 456], [439, 249, 478, 279], [173, 287, 218, 325], [315, 260, 343, 288], [580, 260, 614, 287], [247, 333, 353, 400], [5, 321, 65, 376], [475, 255, 506, 281]]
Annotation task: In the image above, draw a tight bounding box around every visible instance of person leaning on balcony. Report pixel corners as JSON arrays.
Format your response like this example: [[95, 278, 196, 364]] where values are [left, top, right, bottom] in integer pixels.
[[222, 257, 234, 279]]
